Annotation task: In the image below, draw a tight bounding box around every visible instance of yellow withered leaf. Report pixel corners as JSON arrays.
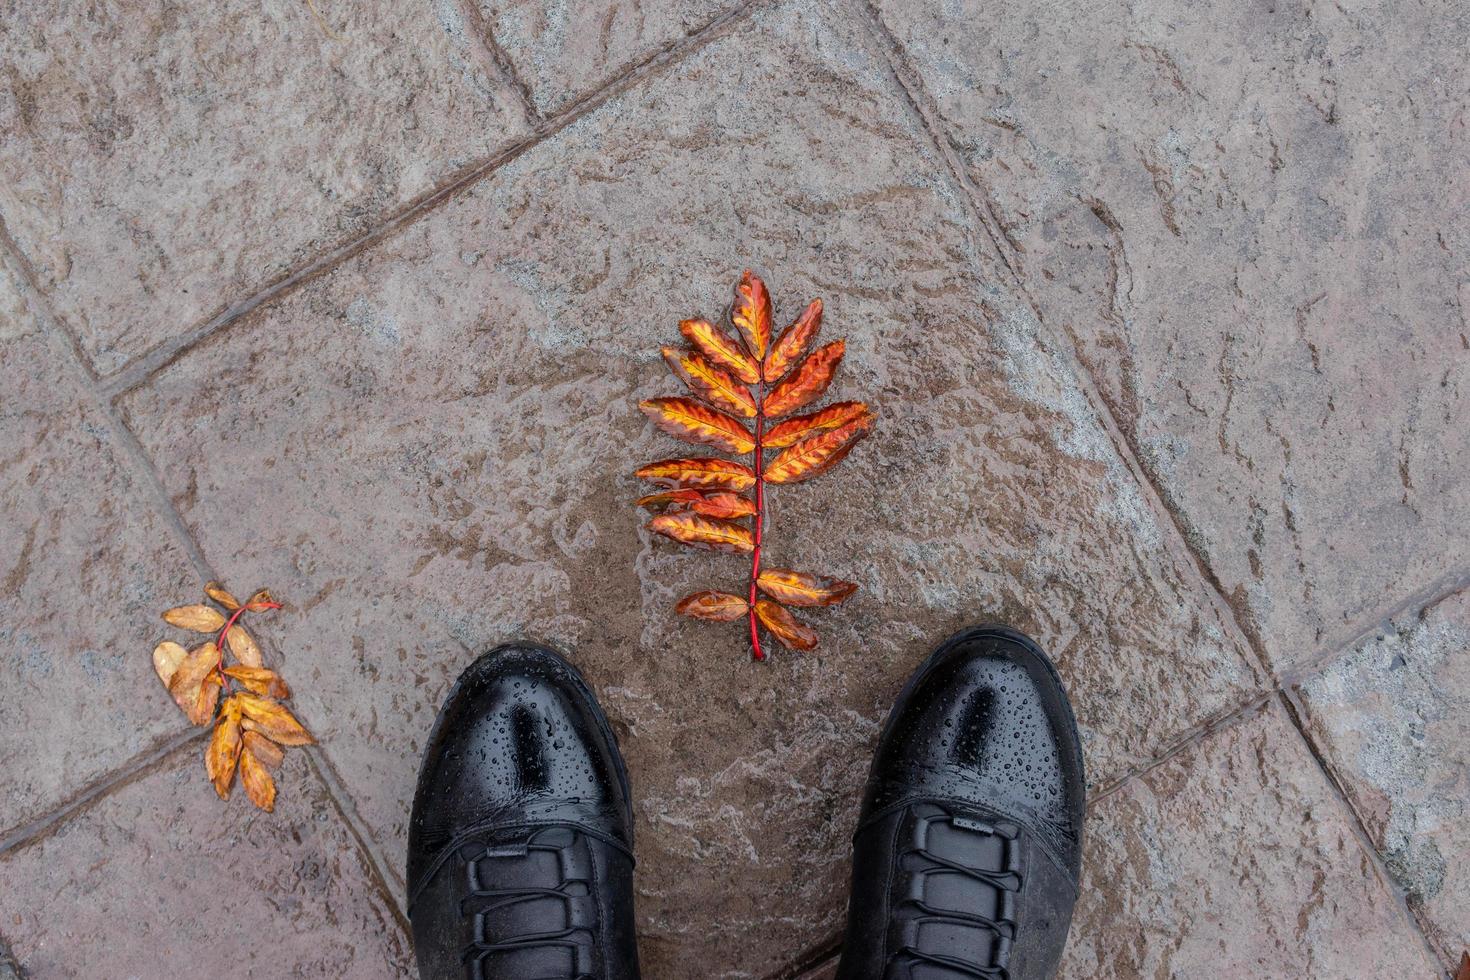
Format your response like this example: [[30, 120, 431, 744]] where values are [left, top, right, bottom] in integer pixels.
[[764, 340, 845, 419], [635, 489, 706, 510], [757, 568, 859, 607], [224, 665, 290, 699], [732, 271, 773, 360], [679, 318, 760, 384], [635, 457, 757, 492], [640, 397, 755, 454], [663, 347, 757, 418], [764, 415, 873, 485], [755, 599, 819, 652], [206, 700, 243, 800], [246, 589, 277, 610], [647, 512, 755, 554], [764, 401, 872, 449], [243, 730, 285, 769], [675, 591, 750, 621], [162, 603, 226, 633], [764, 298, 822, 382], [225, 624, 262, 668], [204, 582, 242, 611], [152, 640, 188, 688], [168, 642, 222, 725], [239, 746, 277, 812], [235, 693, 314, 746]]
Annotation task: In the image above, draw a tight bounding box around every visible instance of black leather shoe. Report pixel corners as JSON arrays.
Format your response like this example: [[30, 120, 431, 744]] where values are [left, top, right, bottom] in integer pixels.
[[835, 625, 1086, 980], [407, 644, 641, 980]]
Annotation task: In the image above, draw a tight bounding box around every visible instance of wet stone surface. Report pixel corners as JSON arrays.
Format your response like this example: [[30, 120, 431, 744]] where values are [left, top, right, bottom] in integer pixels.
[[0, 0, 528, 375], [1061, 702, 1439, 978], [117, 1, 1260, 971], [482, 0, 737, 117], [0, 749, 414, 977], [1293, 587, 1470, 967], [0, 252, 199, 839], [873, 0, 1470, 672]]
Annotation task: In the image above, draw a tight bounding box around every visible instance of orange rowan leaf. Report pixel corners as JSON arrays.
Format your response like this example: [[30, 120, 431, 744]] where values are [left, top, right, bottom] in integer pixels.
[[757, 568, 859, 607], [755, 599, 819, 652], [764, 298, 821, 382], [206, 700, 243, 800], [636, 457, 757, 492], [636, 489, 756, 519], [765, 401, 873, 449], [687, 491, 757, 519], [663, 347, 756, 418], [162, 603, 226, 633], [239, 747, 277, 811], [204, 582, 242, 611], [640, 397, 755, 454], [235, 693, 314, 746], [152, 640, 188, 688], [680, 318, 760, 384], [243, 730, 285, 769], [224, 665, 291, 699], [732, 270, 773, 360], [647, 512, 755, 554], [764, 340, 845, 419], [225, 623, 262, 668], [765, 415, 873, 485], [675, 591, 750, 621], [168, 642, 223, 725]]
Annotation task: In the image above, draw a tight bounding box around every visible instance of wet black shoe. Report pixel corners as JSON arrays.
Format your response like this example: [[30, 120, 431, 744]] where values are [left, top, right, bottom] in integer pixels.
[[407, 644, 640, 980], [835, 625, 1086, 980]]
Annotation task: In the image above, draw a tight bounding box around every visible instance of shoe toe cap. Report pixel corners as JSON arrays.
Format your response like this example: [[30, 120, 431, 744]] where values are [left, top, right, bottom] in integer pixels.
[[407, 645, 631, 884], [869, 626, 1085, 868]]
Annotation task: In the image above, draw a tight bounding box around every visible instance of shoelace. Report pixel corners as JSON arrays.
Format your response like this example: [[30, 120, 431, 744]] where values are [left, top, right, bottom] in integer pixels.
[[457, 826, 598, 980], [890, 807, 1023, 979]]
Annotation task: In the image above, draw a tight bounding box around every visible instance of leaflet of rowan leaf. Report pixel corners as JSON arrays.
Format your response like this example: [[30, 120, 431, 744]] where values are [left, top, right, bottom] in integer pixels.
[[640, 397, 755, 454], [150, 582, 312, 812], [635, 271, 877, 660], [662, 347, 757, 418]]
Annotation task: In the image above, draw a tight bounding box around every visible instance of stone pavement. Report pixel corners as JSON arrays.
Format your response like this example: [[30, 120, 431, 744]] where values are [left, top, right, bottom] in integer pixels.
[[0, 0, 1464, 976]]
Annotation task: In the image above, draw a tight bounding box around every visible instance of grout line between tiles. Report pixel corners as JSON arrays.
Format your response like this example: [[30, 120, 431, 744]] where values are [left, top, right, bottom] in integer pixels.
[[0, 729, 206, 857]]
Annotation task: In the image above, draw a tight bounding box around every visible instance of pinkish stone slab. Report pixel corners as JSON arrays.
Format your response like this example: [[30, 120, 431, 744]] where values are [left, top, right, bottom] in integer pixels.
[[0, 249, 199, 839], [0, 0, 529, 376], [1293, 586, 1470, 967], [1061, 702, 1438, 978], [0, 749, 413, 976], [872, 0, 1470, 672], [118, 1, 1259, 971], [480, 0, 734, 116]]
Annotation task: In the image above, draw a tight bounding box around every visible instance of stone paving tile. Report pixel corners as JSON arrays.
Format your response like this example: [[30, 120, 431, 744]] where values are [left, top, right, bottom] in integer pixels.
[[0, 0, 530, 377], [0, 748, 413, 977], [872, 0, 1470, 672], [0, 250, 199, 840], [1292, 586, 1469, 967], [118, 0, 1259, 971], [481, 0, 734, 117], [1061, 701, 1438, 978]]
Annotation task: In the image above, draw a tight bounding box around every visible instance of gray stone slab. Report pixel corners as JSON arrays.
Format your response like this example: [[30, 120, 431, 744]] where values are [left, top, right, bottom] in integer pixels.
[[0, 0, 529, 375], [1293, 586, 1470, 967], [0, 749, 413, 977], [873, 0, 1470, 672], [0, 250, 199, 838], [481, 0, 734, 116], [118, 0, 1259, 970], [1062, 702, 1440, 978]]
